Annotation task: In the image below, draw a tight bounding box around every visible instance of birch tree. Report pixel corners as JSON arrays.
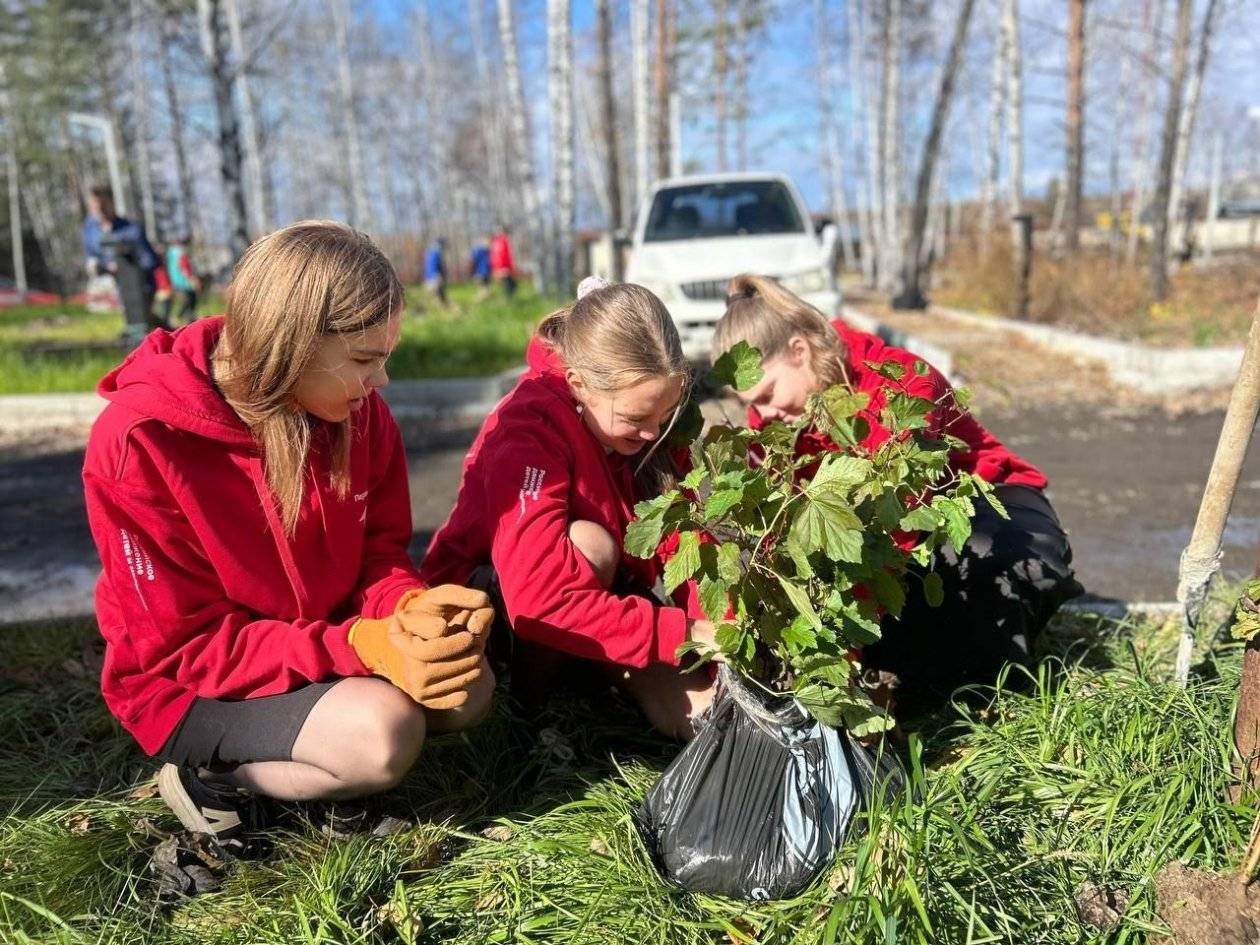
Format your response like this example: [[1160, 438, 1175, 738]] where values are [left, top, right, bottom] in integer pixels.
[[498, 0, 542, 272], [878, 0, 902, 294], [1149, 0, 1194, 301], [654, 0, 672, 182], [0, 61, 26, 293], [597, 0, 624, 230], [547, 0, 573, 293], [157, 4, 200, 243], [1127, 0, 1165, 263], [197, 0, 249, 260], [631, 0, 651, 209], [893, 0, 976, 309], [330, 0, 369, 230], [850, 0, 879, 286], [1001, 0, 1027, 316], [980, 0, 1006, 255], [225, 0, 268, 235], [469, 0, 509, 226], [816, 0, 854, 271], [714, 0, 729, 172], [1167, 0, 1221, 253], [1062, 0, 1085, 252], [128, 0, 157, 238]]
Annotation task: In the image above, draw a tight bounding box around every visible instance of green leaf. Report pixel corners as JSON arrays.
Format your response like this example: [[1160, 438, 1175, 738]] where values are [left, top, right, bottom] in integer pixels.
[[886, 392, 933, 431], [698, 575, 731, 623], [866, 359, 907, 381], [716, 542, 743, 584], [933, 497, 973, 552], [820, 386, 871, 418], [869, 570, 906, 618], [714, 622, 745, 658], [796, 653, 853, 687], [923, 571, 944, 608], [977, 480, 1010, 520], [789, 491, 864, 563], [711, 340, 764, 392], [811, 453, 873, 491], [704, 487, 744, 520], [780, 614, 818, 653], [912, 359, 930, 376], [776, 575, 822, 630], [663, 531, 702, 593], [782, 536, 816, 579], [681, 467, 707, 491], [792, 682, 847, 727], [623, 516, 666, 559], [898, 505, 941, 532], [874, 489, 904, 530]]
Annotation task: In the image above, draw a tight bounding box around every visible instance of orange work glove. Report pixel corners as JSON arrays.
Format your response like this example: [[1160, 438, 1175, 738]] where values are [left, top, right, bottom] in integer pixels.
[[349, 613, 484, 710], [395, 584, 495, 642]]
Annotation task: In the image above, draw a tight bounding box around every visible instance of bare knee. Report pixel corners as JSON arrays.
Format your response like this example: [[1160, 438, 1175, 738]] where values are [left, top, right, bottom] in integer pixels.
[[616, 664, 718, 742], [427, 658, 496, 734], [568, 519, 619, 589], [305, 679, 427, 794]]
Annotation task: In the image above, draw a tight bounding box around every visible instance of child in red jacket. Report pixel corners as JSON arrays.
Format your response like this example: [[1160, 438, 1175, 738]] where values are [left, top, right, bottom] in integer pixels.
[[711, 274, 1082, 711], [420, 280, 720, 739], [83, 221, 494, 855]]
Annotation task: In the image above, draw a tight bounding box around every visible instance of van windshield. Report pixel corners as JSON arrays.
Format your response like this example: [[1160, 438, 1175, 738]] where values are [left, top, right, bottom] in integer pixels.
[[642, 181, 806, 243]]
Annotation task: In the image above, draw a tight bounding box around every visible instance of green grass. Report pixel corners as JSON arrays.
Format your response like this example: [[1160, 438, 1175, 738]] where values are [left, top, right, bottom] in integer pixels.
[[0, 284, 552, 395], [0, 597, 1254, 943]]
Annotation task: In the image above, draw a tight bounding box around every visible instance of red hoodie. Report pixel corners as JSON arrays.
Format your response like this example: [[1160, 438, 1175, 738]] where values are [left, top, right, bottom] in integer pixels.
[[749, 320, 1047, 489], [419, 339, 691, 669], [82, 317, 423, 754]]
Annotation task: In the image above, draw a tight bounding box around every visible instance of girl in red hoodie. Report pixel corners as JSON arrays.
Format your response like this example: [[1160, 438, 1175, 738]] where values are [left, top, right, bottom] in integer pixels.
[[710, 274, 1082, 710], [83, 221, 494, 855], [420, 281, 720, 739]]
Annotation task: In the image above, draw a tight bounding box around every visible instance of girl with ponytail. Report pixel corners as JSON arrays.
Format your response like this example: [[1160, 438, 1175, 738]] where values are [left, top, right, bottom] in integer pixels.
[[711, 274, 1082, 711], [421, 278, 720, 739]]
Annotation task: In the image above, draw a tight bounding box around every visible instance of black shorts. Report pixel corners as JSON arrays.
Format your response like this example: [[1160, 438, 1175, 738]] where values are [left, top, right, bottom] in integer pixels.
[[156, 681, 339, 770]]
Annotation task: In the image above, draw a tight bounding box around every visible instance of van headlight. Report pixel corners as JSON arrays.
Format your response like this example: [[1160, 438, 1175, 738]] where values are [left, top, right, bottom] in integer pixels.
[[782, 268, 830, 295]]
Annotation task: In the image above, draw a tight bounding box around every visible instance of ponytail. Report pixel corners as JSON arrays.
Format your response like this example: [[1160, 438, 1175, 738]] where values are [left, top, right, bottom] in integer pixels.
[[711, 273, 847, 387]]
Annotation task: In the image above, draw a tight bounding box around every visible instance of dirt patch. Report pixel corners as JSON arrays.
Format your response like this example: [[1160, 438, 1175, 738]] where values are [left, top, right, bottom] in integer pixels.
[[1154, 861, 1260, 945], [845, 291, 1233, 417]]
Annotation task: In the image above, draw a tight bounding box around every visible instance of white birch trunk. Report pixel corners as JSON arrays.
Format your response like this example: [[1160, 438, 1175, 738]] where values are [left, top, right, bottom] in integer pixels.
[[1168, 0, 1220, 253], [980, 0, 1006, 256], [849, 0, 878, 286], [469, 0, 509, 226], [226, 0, 268, 236], [1001, 0, 1023, 218], [879, 0, 902, 294], [547, 0, 573, 293], [128, 0, 157, 238], [197, 0, 250, 260], [0, 62, 25, 293], [631, 0, 651, 210], [1202, 132, 1222, 261], [1127, 0, 1164, 264], [330, 0, 370, 231], [498, 0, 543, 237], [816, 0, 854, 271]]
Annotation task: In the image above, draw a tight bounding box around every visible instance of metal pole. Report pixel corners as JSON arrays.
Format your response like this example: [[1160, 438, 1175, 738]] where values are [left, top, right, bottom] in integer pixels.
[[1175, 297, 1260, 685]]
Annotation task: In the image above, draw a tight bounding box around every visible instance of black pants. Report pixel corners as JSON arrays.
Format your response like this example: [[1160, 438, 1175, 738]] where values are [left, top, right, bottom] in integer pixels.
[[170, 289, 198, 324], [863, 484, 1083, 708]]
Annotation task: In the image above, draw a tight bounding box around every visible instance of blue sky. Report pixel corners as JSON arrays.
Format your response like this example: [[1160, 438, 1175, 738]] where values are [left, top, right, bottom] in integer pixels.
[[361, 0, 1260, 220]]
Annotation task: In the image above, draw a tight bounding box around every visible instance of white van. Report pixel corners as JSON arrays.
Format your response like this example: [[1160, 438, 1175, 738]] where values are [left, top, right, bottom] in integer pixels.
[[625, 172, 840, 360]]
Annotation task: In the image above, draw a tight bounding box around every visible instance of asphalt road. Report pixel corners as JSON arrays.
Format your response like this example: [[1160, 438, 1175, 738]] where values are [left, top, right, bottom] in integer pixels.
[[1, 402, 1257, 622]]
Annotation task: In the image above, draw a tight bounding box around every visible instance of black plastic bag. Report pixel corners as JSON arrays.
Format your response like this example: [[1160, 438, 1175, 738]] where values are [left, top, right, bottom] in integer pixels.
[[638, 666, 904, 901]]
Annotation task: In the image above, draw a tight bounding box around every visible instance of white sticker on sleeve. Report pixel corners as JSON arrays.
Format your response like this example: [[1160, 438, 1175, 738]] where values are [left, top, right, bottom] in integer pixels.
[[119, 528, 155, 610]]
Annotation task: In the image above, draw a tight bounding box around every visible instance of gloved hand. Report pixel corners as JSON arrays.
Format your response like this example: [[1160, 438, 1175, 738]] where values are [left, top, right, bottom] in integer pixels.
[[395, 584, 495, 642], [349, 614, 484, 709]]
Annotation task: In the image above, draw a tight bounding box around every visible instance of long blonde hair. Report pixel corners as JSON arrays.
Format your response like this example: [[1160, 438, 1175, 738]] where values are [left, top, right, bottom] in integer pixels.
[[212, 220, 404, 535], [537, 282, 690, 493], [710, 273, 847, 386]]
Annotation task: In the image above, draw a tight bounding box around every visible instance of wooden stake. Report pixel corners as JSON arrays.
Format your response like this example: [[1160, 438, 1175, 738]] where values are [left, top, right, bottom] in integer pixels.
[[1175, 298, 1260, 686]]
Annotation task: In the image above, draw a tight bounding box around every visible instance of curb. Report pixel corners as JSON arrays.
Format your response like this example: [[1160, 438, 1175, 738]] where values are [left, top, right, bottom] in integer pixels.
[[930, 305, 1243, 394], [840, 305, 956, 380], [0, 367, 525, 434]]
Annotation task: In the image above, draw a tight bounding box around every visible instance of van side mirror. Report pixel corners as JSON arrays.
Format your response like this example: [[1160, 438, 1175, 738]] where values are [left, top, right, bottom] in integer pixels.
[[819, 223, 839, 263]]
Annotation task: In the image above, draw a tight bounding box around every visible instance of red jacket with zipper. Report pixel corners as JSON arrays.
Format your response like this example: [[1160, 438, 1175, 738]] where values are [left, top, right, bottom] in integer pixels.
[[748, 320, 1047, 489], [419, 338, 693, 669], [82, 317, 423, 754]]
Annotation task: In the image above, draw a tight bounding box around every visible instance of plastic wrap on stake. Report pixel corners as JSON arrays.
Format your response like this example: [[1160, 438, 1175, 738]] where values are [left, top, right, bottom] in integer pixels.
[[638, 666, 905, 901]]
